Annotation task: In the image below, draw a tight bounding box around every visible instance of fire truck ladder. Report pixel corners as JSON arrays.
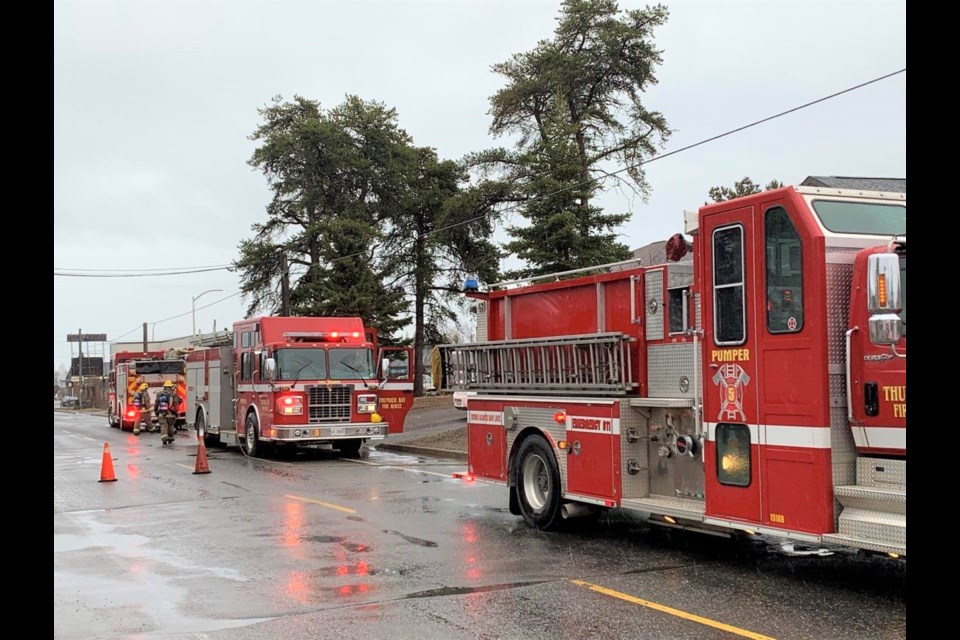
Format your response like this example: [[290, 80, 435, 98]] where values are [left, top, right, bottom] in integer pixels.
[[439, 333, 636, 396], [192, 330, 234, 347]]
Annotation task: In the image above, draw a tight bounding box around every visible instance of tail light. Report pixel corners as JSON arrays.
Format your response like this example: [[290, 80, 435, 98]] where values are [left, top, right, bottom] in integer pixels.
[[276, 394, 304, 415], [125, 408, 138, 419]]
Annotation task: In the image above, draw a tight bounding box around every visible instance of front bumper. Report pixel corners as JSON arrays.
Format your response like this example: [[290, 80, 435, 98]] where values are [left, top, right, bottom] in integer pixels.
[[264, 422, 389, 443]]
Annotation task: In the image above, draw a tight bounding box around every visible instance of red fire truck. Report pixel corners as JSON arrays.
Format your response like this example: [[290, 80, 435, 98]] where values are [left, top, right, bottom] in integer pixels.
[[184, 316, 415, 457], [440, 184, 906, 558], [107, 350, 188, 431]]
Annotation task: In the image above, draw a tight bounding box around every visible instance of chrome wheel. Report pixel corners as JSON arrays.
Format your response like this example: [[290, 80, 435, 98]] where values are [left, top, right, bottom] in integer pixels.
[[522, 453, 550, 511]]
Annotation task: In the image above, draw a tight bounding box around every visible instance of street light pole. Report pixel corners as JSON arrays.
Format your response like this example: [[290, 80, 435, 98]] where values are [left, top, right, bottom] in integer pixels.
[[192, 289, 224, 337]]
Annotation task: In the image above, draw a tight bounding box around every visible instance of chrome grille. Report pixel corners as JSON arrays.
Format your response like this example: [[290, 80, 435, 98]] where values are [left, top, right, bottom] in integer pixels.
[[307, 385, 352, 423]]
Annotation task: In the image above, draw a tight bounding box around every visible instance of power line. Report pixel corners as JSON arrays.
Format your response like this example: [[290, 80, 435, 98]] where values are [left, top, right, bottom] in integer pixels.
[[150, 291, 241, 326], [54, 266, 232, 278], [54, 263, 232, 273], [303, 67, 908, 266], [53, 293, 243, 347], [54, 68, 904, 283], [427, 67, 907, 237]]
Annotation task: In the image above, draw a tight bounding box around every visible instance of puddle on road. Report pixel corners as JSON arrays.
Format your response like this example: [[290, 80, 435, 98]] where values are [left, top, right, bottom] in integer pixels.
[[55, 512, 268, 639], [56, 570, 273, 638], [56, 512, 246, 581], [404, 580, 547, 599], [304, 535, 345, 544], [384, 529, 438, 548]]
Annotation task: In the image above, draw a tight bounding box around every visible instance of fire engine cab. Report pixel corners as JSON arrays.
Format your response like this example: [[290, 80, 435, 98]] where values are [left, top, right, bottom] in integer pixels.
[[184, 316, 415, 457], [440, 185, 906, 558]]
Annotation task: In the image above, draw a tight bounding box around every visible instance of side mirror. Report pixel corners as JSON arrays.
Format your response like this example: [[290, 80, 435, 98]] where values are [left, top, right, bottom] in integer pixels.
[[869, 315, 903, 345], [866, 253, 903, 346], [263, 358, 277, 381], [867, 253, 901, 314], [381, 358, 390, 379]]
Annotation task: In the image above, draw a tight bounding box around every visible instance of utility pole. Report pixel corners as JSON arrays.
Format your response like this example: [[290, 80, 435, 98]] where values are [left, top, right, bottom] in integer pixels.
[[142, 322, 148, 352], [78, 328, 84, 407], [280, 252, 291, 316]]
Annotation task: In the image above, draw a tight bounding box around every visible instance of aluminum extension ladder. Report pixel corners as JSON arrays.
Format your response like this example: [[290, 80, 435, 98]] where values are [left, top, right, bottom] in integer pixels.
[[191, 330, 234, 347], [438, 332, 636, 396]]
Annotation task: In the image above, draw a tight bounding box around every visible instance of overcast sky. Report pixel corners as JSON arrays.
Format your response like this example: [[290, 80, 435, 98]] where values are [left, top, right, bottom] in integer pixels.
[[53, 0, 906, 370]]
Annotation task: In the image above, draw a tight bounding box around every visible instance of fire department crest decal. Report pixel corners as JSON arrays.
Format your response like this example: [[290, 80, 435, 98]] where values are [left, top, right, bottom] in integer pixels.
[[712, 363, 751, 421]]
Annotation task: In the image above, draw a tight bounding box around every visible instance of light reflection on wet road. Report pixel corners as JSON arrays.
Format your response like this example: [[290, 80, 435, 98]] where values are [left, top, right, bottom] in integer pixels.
[[54, 411, 906, 640]]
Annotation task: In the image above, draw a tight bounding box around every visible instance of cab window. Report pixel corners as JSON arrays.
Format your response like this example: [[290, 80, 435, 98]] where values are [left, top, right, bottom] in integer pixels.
[[713, 225, 745, 345], [240, 352, 253, 381], [765, 207, 804, 333]]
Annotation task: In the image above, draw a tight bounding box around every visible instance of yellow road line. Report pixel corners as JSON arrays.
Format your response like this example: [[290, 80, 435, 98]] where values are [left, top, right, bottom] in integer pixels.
[[570, 580, 775, 640], [285, 494, 356, 514]]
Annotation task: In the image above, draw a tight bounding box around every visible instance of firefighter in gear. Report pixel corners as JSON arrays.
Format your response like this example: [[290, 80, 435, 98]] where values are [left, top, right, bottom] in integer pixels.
[[154, 381, 182, 445], [131, 383, 152, 435]]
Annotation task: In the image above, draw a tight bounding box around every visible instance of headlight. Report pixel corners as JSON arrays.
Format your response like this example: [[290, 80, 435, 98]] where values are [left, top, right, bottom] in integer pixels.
[[276, 394, 304, 415], [357, 394, 378, 414]]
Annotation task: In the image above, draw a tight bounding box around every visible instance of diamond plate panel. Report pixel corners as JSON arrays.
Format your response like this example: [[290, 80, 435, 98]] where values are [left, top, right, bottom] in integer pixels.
[[621, 496, 706, 519], [826, 258, 854, 365], [829, 374, 846, 405], [833, 485, 906, 514], [837, 508, 906, 546], [620, 400, 649, 499], [831, 404, 856, 489], [821, 533, 905, 556], [825, 249, 856, 507], [648, 343, 697, 398], [645, 269, 664, 340], [694, 292, 702, 331], [857, 457, 906, 487]]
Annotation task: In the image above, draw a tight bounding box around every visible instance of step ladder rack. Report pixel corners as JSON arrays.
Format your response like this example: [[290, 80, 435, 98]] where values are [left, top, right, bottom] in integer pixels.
[[438, 332, 637, 396]]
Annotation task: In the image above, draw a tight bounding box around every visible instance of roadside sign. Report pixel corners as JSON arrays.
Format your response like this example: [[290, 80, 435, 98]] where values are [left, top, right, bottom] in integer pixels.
[[67, 333, 107, 342]]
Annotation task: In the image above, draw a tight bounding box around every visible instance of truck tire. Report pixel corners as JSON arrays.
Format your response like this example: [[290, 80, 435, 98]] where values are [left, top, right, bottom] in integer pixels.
[[514, 434, 563, 531], [338, 438, 363, 457], [242, 412, 261, 458], [197, 412, 219, 448], [107, 405, 116, 428]]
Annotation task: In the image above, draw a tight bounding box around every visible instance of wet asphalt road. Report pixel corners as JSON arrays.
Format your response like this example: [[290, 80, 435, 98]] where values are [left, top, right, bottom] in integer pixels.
[[54, 411, 906, 640]]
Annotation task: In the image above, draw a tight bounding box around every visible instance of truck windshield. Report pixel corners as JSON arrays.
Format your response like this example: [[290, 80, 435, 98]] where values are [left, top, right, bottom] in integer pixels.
[[135, 361, 185, 375], [810, 200, 906, 235], [274, 348, 327, 381], [328, 348, 375, 380]]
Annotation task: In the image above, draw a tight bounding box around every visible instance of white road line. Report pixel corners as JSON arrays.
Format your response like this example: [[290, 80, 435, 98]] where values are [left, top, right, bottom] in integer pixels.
[[344, 458, 457, 478]]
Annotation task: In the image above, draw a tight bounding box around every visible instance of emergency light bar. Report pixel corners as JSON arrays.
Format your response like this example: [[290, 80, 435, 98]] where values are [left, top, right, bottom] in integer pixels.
[[282, 331, 363, 341]]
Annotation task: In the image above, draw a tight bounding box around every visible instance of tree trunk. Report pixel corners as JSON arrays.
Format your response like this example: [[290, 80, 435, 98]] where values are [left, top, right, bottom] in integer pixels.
[[413, 224, 426, 397]]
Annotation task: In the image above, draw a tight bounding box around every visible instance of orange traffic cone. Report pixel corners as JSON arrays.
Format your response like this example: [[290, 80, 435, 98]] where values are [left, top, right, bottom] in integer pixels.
[[99, 443, 117, 482], [193, 435, 211, 475]]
